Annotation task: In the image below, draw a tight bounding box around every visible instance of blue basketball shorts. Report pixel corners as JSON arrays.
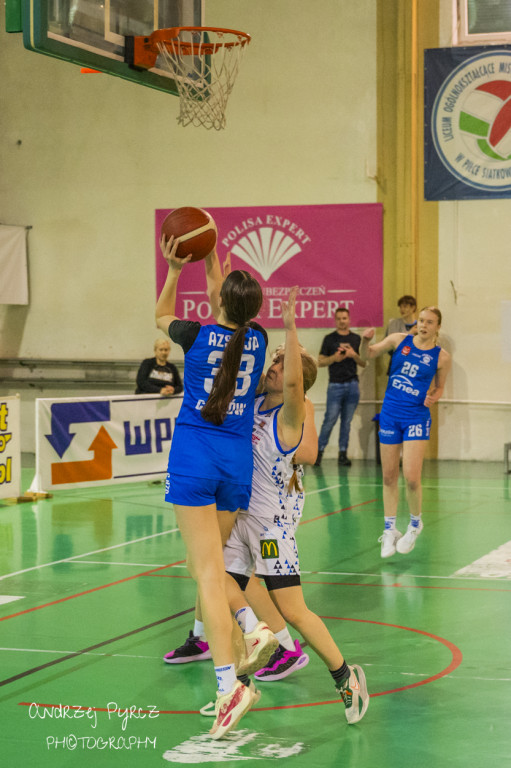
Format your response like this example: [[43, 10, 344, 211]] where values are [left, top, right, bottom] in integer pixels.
[[378, 411, 431, 445], [165, 472, 251, 512]]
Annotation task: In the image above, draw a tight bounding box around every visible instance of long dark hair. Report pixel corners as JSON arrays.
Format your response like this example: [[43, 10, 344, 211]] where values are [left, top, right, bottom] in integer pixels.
[[201, 270, 263, 425]]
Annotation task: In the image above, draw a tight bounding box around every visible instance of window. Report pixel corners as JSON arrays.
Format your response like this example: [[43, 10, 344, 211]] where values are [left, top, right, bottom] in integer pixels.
[[455, 0, 511, 45]]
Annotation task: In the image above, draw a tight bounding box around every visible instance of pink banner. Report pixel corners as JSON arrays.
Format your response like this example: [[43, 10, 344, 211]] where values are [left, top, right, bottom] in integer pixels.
[[155, 204, 383, 328]]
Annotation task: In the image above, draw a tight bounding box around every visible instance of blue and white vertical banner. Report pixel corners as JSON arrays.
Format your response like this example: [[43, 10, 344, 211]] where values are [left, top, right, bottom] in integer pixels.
[[29, 394, 183, 492], [425, 46, 511, 200], [0, 394, 21, 499]]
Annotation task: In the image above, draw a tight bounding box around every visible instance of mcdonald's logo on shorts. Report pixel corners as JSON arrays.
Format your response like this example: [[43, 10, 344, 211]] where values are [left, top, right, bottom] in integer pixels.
[[260, 539, 279, 559]]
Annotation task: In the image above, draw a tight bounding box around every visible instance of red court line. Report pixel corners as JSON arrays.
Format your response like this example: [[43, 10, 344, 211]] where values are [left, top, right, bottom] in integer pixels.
[[0, 560, 186, 622], [299, 498, 378, 524], [17, 616, 462, 714]]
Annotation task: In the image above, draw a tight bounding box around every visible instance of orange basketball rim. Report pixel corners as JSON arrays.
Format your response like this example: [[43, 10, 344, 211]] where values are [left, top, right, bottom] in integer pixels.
[[125, 27, 251, 130]]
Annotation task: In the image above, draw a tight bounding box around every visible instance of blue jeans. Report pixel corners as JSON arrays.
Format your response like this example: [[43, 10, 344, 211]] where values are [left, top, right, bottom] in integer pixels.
[[318, 380, 360, 453]]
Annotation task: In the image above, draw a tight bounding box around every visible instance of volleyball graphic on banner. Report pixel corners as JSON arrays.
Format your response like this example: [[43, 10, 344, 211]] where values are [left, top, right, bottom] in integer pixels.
[[425, 47, 511, 199], [459, 81, 511, 160]]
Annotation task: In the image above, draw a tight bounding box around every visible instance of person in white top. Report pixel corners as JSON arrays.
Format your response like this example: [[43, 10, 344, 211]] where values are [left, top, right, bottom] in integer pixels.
[[221, 286, 370, 725]]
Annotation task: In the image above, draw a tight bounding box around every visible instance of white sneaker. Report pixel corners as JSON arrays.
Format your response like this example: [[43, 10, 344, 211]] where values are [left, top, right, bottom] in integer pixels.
[[396, 520, 423, 554], [336, 664, 370, 725], [208, 680, 253, 740], [200, 680, 260, 717], [378, 528, 402, 558], [236, 621, 279, 677]]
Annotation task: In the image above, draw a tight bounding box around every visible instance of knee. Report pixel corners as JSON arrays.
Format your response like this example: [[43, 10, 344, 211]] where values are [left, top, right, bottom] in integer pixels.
[[277, 602, 310, 629], [405, 477, 421, 494], [382, 470, 399, 488]]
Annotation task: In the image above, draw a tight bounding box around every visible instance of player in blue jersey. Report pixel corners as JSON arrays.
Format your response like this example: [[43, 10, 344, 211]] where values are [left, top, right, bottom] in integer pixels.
[[360, 307, 451, 558], [156, 236, 271, 739]]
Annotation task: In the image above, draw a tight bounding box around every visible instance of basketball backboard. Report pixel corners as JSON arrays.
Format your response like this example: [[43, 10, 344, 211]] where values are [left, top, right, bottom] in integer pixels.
[[19, 0, 204, 94]]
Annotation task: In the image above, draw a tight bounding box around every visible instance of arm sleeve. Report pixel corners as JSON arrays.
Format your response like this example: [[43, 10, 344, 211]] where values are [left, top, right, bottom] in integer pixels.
[[248, 321, 268, 348], [135, 359, 162, 394], [168, 320, 201, 354]]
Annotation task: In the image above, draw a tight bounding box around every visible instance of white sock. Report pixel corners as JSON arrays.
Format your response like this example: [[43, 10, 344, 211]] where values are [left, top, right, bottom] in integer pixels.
[[410, 514, 422, 528], [235, 606, 259, 633], [275, 627, 295, 652], [193, 619, 206, 641], [384, 516, 397, 531], [215, 664, 238, 695]]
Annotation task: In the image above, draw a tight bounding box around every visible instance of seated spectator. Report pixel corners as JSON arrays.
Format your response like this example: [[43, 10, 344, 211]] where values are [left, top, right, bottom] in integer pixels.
[[135, 338, 183, 396]]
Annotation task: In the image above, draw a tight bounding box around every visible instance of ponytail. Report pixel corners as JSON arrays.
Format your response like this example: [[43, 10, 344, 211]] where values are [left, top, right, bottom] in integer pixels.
[[200, 269, 263, 426], [288, 455, 303, 494], [201, 326, 248, 425]]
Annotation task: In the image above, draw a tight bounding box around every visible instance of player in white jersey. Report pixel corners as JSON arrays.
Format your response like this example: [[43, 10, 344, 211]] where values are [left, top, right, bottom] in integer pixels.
[[360, 307, 452, 557], [221, 286, 370, 725]]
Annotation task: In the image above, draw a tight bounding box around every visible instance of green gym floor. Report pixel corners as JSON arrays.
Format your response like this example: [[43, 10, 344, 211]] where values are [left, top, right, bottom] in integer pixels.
[[1, 459, 510, 767]]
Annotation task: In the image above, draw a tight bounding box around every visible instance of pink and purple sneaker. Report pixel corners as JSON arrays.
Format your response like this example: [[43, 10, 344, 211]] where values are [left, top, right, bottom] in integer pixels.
[[254, 639, 309, 681], [163, 630, 212, 664]]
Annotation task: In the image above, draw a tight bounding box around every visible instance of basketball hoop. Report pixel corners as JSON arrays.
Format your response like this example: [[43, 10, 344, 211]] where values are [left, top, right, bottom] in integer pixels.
[[126, 27, 251, 130]]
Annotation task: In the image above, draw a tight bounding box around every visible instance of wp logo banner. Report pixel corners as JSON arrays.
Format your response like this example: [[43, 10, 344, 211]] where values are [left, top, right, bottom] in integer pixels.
[[425, 46, 511, 199], [30, 394, 182, 492], [155, 204, 383, 328]]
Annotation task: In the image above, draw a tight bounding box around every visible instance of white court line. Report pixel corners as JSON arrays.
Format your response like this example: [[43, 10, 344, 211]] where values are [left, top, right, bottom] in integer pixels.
[[4, 646, 508, 683], [452, 540, 511, 579], [0, 527, 179, 582], [73, 561, 511, 583], [75, 561, 168, 568], [306, 480, 506, 493], [0, 595, 24, 605], [305, 569, 511, 583]]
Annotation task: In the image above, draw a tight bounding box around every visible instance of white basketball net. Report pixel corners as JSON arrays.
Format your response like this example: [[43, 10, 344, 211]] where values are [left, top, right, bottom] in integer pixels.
[[156, 29, 250, 131]]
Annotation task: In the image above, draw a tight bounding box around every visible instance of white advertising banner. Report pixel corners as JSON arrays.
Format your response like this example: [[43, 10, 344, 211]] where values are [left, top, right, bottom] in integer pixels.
[[30, 393, 183, 492], [0, 394, 21, 499]]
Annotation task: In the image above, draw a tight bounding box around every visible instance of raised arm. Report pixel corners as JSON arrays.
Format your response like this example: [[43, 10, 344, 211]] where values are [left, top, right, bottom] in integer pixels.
[[359, 329, 406, 363], [155, 236, 191, 334], [424, 349, 451, 406], [204, 250, 229, 322], [279, 286, 306, 448]]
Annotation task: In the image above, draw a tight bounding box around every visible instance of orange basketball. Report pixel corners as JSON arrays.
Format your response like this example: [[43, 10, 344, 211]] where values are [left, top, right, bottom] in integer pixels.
[[160, 207, 217, 262]]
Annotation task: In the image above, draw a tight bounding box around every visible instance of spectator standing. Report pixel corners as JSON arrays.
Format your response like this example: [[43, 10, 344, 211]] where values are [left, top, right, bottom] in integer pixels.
[[314, 307, 365, 467], [385, 296, 417, 374], [135, 338, 183, 396], [385, 295, 417, 337]]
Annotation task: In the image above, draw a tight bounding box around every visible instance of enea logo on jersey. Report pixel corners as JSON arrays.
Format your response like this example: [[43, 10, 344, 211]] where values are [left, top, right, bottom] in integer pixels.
[[401, 346, 411, 356], [432, 51, 511, 192]]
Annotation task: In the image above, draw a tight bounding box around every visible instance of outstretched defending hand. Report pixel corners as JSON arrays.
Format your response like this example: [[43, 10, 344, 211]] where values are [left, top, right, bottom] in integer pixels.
[[160, 234, 193, 268], [222, 252, 231, 280], [281, 286, 299, 330], [362, 328, 375, 340]]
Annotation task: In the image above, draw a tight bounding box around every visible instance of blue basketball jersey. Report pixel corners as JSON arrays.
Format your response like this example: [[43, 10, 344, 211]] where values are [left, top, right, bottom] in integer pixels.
[[168, 322, 267, 483], [382, 334, 441, 418]]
